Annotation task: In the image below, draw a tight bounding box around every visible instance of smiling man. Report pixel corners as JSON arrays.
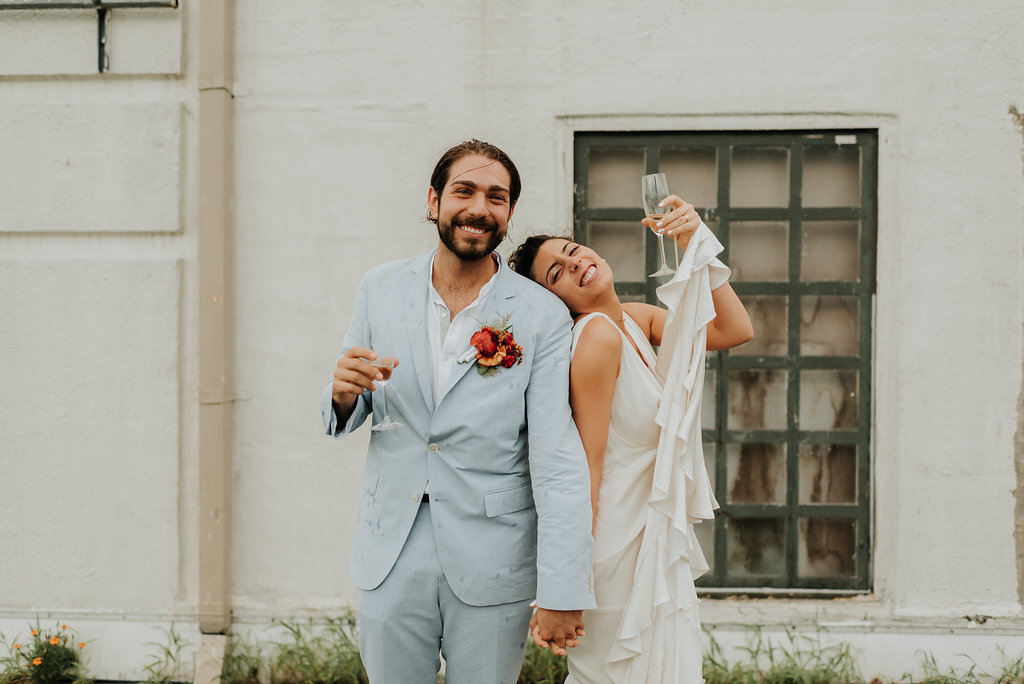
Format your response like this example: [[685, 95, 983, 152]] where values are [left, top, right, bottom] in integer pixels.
[[321, 139, 595, 683]]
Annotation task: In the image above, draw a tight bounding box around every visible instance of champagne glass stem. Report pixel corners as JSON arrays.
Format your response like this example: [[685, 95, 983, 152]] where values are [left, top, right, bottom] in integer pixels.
[[658, 234, 669, 271], [368, 357, 401, 430], [379, 380, 390, 422]]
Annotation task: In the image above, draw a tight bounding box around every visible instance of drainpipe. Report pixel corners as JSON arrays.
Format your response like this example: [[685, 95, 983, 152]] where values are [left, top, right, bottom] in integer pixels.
[[198, 0, 234, 640]]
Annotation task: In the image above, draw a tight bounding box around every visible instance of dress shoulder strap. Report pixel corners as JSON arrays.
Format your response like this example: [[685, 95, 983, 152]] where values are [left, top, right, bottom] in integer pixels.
[[571, 311, 622, 356]]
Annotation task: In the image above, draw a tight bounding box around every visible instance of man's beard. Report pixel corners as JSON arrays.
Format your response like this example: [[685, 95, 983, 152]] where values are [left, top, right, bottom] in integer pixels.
[[437, 213, 504, 261]]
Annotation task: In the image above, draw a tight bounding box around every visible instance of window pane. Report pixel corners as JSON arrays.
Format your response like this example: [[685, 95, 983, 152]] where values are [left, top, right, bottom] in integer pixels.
[[727, 443, 785, 504], [727, 518, 785, 577], [730, 221, 788, 282], [802, 145, 860, 208], [695, 441, 717, 575], [801, 296, 859, 357], [799, 444, 857, 504], [660, 147, 717, 209], [728, 369, 788, 430], [702, 368, 716, 430], [798, 518, 857, 577], [731, 147, 789, 207], [800, 370, 858, 430], [589, 221, 645, 282], [588, 148, 644, 208], [735, 295, 787, 356], [802, 220, 860, 281]]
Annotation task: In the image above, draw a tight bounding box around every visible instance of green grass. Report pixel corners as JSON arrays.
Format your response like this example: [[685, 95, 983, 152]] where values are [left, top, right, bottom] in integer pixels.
[[222, 616, 367, 684], [704, 626, 861, 684], [219, 615, 569, 684], [213, 617, 1024, 684], [704, 627, 1024, 684], [11, 615, 1012, 684], [140, 625, 188, 684]]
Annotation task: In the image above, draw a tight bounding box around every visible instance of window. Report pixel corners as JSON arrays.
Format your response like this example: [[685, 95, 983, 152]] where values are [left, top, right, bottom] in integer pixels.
[[574, 131, 876, 591]]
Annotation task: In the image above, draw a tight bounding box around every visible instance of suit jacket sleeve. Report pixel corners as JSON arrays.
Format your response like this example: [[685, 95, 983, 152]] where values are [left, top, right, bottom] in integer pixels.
[[526, 301, 597, 610], [321, 273, 372, 437]]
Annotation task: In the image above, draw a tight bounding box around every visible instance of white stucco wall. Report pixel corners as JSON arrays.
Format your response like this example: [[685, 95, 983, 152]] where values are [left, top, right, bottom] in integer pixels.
[[0, 4, 198, 681], [2, 0, 1023, 679]]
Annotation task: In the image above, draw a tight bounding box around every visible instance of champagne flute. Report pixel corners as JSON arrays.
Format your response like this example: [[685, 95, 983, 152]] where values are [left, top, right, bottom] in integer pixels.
[[367, 357, 402, 431], [641, 173, 676, 277]]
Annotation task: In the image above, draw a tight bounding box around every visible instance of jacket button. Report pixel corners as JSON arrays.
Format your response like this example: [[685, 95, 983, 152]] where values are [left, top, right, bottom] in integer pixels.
[[410, 494, 418, 502], [428, 443, 439, 453]]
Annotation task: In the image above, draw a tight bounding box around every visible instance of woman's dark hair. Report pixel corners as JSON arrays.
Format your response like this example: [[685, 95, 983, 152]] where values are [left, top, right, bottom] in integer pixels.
[[508, 234, 559, 281], [428, 140, 521, 223]]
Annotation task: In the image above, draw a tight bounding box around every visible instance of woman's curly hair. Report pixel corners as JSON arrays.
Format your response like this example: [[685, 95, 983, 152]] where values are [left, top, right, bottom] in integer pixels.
[[507, 234, 559, 281]]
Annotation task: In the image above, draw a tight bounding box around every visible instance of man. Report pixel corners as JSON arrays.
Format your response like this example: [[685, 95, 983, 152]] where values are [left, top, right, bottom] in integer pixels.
[[321, 139, 595, 683]]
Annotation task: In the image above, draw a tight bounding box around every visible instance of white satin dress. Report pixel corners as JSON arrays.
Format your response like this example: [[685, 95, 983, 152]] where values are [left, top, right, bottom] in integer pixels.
[[565, 224, 728, 684]]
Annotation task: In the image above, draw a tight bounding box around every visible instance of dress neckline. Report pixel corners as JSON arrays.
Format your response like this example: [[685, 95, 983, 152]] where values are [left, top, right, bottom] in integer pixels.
[[619, 313, 659, 380]]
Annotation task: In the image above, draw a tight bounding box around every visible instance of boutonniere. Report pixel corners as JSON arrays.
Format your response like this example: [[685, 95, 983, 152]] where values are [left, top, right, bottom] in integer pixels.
[[463, 314, 524, 377]]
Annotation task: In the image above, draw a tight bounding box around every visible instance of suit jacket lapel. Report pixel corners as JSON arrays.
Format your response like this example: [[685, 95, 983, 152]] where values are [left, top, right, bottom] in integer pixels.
[[404, 253, 435, 410], [436, 260, 519, 407]]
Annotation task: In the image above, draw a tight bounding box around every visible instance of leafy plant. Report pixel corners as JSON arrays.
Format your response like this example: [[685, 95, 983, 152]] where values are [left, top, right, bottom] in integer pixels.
[[517, 640, 568, 684], [704, 625, 861, 684], [222, 615, 367, 684], [0, 623, 91, 684], [993, 645, 1024, 684], [140, 625, 190, 684]]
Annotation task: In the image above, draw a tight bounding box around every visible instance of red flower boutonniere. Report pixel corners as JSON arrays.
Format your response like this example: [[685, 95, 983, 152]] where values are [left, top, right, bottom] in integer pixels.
[[468, 314, 524, 377]]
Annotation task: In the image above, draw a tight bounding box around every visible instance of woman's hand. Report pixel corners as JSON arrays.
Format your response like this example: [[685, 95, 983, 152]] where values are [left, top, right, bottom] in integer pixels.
[[529, 608, 584, 655], [641, 194, 701, 251]]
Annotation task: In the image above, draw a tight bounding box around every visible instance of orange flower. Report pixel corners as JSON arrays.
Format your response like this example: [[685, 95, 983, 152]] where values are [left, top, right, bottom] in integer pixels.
[[13, 644, 20, 649], [49, 636, 60, 645], [61, 624, 68, 630], [32, 657, 42, 666], [477, 348, 506, 367], [78, 642, 85, 649], [31, 629, 37, 636]]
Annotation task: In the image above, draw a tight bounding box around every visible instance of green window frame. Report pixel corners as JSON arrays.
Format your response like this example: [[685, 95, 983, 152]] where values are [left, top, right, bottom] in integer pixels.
[[573, 130, 877, 592]]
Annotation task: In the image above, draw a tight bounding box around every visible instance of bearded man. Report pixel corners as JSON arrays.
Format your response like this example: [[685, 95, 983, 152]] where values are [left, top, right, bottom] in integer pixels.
[[321, 139, 595, 683]]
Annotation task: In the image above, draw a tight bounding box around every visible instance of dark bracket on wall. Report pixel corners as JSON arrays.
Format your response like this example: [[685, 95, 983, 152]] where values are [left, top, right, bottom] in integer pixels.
[[0, 0, 179, 73]]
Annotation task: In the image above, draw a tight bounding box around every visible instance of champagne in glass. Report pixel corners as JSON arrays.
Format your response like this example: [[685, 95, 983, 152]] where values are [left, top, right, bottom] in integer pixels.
[[368, 357, 402, 431], [641, 173, 675, 277]]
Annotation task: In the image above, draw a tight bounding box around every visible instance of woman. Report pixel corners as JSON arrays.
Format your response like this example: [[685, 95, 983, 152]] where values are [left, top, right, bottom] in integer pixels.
[[508, 197, 753, 684]]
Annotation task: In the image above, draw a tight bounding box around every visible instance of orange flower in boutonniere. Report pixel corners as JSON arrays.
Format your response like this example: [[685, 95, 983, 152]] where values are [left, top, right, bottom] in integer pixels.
[[468, 314, 523, 377]]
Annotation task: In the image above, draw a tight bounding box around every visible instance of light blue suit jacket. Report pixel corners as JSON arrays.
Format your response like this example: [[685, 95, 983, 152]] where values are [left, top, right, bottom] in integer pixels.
[[321, 252, 596, 610]]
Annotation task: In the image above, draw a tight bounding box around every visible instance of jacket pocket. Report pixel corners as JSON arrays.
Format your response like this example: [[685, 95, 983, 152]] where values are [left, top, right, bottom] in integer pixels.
[[483, 482, 534, 517]]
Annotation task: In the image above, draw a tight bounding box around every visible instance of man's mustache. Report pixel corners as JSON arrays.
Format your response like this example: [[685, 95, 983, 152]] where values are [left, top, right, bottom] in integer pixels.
[[454, 215, 498, 231]]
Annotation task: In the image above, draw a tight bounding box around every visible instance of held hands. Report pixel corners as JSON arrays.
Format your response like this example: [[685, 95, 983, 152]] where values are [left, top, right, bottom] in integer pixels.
[[331, 347, 399, 411], [529, 608, 585, 657], [641, 194, 701, 251]]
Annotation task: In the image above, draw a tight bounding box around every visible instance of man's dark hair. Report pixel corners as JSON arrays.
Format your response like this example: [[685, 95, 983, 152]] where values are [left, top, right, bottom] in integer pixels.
[[428, 140, 521, 222], [508, 233, 558, 281]]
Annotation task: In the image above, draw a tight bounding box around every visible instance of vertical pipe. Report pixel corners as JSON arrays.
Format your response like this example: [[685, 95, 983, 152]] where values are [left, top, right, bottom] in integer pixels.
[[198, 0, 234, 635], [97, 8, 107, 72]]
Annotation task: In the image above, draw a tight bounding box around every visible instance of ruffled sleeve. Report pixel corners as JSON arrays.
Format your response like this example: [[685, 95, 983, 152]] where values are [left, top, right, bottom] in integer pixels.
[[652, 221, 726, 529]]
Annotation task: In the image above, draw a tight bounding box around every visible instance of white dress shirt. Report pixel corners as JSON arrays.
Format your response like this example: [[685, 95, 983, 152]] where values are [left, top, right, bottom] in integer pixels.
[[425, 251, 501, 407]]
